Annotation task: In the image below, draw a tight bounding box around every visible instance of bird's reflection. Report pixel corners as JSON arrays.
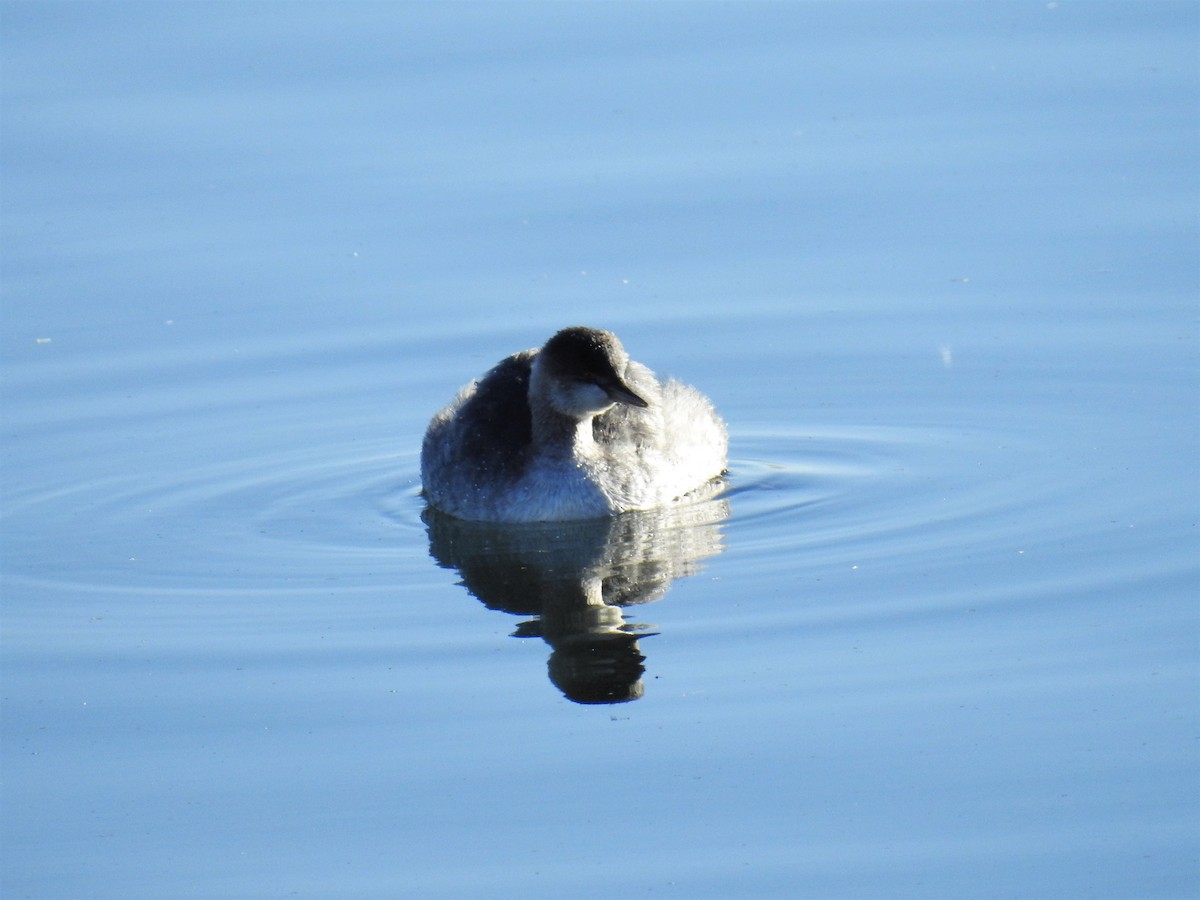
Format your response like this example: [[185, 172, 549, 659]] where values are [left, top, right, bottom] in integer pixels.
[[423, 498, 729, 704]]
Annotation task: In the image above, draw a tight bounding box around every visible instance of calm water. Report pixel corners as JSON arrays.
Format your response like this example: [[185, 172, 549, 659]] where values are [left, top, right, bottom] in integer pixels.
[[3, 3, 1198, 898]]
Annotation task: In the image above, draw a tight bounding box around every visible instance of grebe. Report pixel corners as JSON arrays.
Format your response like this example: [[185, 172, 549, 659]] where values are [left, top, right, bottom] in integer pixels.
[[421, 326, 727, 522]]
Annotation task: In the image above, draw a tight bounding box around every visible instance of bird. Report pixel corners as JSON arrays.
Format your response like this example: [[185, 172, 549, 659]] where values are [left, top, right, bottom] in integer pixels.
[[420, 326, 727, 522]]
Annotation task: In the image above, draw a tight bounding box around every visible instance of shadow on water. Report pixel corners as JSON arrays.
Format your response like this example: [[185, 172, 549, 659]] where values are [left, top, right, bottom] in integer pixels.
[[422, 498, 729, 705]]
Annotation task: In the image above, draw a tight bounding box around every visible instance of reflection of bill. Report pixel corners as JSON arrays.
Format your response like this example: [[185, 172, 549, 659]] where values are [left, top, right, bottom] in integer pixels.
[[423, 499, 729, 705]]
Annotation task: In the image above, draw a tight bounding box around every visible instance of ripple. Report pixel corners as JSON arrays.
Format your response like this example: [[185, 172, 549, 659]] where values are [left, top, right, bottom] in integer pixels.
[[717, 419, 1189, 613], [725, 424, 1063, 579], [5, 436, 427, 595], [7, 414, 1167, 605], [2, 420, 938, 593]]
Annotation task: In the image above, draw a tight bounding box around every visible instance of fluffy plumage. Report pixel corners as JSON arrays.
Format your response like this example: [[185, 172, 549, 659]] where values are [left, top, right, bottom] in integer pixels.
[[421, 327, 727, 522]]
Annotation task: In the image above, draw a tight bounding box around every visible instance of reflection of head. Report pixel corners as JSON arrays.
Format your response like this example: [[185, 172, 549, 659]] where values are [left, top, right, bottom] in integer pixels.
[[547, 634, 646, 705]]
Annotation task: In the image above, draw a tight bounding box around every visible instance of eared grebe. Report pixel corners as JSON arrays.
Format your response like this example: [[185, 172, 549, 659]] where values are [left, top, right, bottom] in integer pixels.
[[421, 326, 728, 522]]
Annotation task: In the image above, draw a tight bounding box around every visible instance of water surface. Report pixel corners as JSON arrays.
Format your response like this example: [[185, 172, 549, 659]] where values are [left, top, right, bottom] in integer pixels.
[[3, 3, 1197, 898]]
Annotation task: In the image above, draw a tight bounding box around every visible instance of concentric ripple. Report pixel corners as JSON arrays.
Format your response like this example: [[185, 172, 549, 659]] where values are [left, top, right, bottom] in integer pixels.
[[6, 412, 1174, 611]]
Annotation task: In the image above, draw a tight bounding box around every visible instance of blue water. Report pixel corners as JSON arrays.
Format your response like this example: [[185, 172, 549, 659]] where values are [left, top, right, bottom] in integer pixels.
[[3, 3, 1198, 898]]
